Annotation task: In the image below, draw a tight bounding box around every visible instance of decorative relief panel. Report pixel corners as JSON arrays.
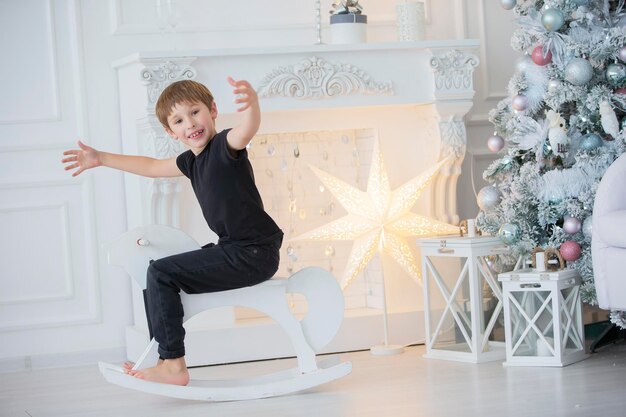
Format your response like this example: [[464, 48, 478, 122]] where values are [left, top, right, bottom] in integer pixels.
[[258, 56, 394, 100], [140, 60, 197, 107], [438, 117, 467, 160], [430, 49, 479, 95]]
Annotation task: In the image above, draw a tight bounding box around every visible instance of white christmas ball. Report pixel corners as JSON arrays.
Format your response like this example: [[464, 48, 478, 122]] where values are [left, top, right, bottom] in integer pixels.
[[563, 216, 582, 234], [501, 0, 516, 10], [516, 55, 534, 73], [565, 58, 594, 86], [582, 215, 593, 237], [477, 186, 501, 211], [487, 134, 505, 152], [511, 94, 529, 111], [542, 9, 565, 32], [548, 79, 562, 91]]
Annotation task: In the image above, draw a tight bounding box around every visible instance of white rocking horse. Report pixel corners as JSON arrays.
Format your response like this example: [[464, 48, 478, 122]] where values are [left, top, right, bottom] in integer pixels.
[[98, 225, 352, 401]]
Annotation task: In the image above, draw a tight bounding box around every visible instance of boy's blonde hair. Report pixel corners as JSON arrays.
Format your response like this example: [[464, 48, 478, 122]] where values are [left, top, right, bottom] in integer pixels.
[[156, 80, 214, 129]]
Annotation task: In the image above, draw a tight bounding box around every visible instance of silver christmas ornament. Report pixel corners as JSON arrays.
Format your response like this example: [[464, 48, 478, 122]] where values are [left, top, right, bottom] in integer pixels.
[[563, 216, 582, 234], [580, 133, 603, 151], [500, 0, 516, 10], [498, 223, 521, 245], [565, 58, 593, 86], [542, 9, 565, 32], [487, 134, 505, 152], [548, 79, 562, 91], [606, 63, 626, 87], [477, 186, 501, 211], [511, 94, 529, 111]]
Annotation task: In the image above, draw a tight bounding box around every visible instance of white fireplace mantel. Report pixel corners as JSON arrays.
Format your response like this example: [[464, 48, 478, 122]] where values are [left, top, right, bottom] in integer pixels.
[[113, 40, 480, 365]]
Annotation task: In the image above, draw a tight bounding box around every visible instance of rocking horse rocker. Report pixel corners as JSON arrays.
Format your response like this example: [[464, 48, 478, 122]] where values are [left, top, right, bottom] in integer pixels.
[[98, 225, 352, 401]]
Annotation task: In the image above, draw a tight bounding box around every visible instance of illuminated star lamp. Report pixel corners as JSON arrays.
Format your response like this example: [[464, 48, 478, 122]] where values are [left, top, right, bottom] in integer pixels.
[[291, 139, 458, 355]]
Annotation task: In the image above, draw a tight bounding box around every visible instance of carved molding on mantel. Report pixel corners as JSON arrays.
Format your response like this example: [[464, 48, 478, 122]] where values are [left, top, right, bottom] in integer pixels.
[[430, 49, 479, 99], [257, 56, 394, 100], [140, 59, 198, 108]]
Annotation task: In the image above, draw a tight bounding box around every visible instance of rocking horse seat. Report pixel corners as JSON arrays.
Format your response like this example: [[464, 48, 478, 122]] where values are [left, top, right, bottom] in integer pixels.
[[99, 225, 351, 401]]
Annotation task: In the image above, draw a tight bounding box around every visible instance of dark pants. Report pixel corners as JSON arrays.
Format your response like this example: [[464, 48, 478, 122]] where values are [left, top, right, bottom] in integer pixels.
[[145, 236, 282, 359]]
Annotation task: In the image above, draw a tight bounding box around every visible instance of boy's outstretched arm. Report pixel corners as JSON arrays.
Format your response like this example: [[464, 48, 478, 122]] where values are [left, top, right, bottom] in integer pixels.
[[62, 140, 183, 178], [226, 76, 261, 151]]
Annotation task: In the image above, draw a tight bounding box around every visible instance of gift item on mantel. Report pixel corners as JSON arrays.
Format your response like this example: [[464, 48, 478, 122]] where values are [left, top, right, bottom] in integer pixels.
[[330, 1, 367, 44]]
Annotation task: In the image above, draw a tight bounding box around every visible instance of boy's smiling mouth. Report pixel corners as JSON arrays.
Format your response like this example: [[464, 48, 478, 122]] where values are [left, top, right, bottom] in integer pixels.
[[188, 129, 205, 140]]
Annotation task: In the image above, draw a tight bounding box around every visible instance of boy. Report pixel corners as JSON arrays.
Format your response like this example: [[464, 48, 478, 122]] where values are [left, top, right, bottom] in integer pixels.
[[62, 77, 283, 385]]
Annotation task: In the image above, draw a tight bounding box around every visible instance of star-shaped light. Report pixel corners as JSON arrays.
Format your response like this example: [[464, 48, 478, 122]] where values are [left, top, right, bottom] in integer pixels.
[[292, 139, 458, 289]]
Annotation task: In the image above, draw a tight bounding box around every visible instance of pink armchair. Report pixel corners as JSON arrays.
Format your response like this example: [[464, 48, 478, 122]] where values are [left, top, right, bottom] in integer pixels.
[[592, 152, 626, 311]]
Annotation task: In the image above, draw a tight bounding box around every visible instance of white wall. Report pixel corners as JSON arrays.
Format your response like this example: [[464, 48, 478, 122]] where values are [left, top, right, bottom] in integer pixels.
[[0, 0, 517, 370]]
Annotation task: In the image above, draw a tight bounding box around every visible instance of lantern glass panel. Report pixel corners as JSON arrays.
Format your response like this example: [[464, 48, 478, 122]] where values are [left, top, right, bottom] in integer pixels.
[[426, 256, 473, 353], [509, 289, 555, 357]]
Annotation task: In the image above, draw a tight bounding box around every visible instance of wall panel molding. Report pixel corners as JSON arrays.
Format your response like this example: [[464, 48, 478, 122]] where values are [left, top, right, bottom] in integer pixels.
[[0, 0, 61, 124], [0, 202, 74, 305], [477, 0, 508, 101], [0, 177, 102, 332]]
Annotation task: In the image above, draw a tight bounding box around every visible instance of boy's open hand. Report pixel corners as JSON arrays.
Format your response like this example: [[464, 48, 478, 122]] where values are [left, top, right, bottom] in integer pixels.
[[62, 140, 101, 177], [228, 76, 258, 113]]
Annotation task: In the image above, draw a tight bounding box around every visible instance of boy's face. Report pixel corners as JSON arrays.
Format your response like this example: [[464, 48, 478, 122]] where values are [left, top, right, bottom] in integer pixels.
[[165, 100, 218, 155]]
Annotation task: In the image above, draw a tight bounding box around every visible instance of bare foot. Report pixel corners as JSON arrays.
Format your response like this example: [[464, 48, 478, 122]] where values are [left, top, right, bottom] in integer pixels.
[[123, 359, 163, 374], [132, 357, 189, 386]]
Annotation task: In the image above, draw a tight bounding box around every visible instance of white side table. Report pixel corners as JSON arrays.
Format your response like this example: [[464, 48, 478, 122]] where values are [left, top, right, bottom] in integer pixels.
[[498, 268, 588, 367], [416, 236, 507, 363]]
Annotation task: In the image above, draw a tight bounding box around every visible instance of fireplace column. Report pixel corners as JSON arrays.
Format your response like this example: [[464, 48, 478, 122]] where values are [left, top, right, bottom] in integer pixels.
[[132, 59, 198, 227], [429, 49, 479, 225]]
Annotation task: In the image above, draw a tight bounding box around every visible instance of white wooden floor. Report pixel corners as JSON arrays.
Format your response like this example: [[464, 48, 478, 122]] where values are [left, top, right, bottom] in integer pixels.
[[1, 343, 625, 417]]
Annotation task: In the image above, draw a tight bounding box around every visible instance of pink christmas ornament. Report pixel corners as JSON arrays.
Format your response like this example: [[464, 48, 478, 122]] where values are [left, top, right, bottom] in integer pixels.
[[563, 216, 582, 234], [487, 134, 505, 152], [619, 46, 626, 63], [559, 241, 582, 262], [615, 87, 626, 95], [531, 45, 552, 66]]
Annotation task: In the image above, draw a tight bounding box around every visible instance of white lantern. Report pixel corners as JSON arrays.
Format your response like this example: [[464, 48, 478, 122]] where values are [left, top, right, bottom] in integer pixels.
[[416, 236, 507, 363], [498, 268, 588, 367]]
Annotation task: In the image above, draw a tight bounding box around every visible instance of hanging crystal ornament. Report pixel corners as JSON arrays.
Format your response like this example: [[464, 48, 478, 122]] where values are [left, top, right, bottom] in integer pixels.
[[299, 208, 307, 220], [280, 159, 288, 171], [293, 144, 300, 158], [289, 200, 297, 213], [325, 245, 336, 257], [267, 144, 276, 156]]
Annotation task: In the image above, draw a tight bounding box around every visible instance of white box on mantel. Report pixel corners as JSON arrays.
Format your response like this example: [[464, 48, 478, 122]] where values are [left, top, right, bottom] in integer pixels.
[[498, 268, 588, 367], [416, 236, 508, 363]]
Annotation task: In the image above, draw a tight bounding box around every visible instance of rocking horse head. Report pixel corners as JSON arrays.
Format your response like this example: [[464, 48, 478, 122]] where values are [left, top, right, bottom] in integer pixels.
[[104, 225, 201, 290]]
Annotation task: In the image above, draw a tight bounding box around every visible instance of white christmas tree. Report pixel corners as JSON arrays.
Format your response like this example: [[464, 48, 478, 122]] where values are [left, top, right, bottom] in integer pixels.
[[477, 0, 626, 328]]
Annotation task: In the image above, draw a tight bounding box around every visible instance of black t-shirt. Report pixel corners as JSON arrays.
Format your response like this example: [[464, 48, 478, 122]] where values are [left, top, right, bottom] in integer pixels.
[[176, 129, 283, 245]]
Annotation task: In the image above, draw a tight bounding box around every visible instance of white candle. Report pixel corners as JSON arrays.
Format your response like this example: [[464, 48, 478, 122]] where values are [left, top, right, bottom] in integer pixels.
[[535, 252, 546, 272], [396, 0, 425, 41], [467, 219, 476, 238]]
